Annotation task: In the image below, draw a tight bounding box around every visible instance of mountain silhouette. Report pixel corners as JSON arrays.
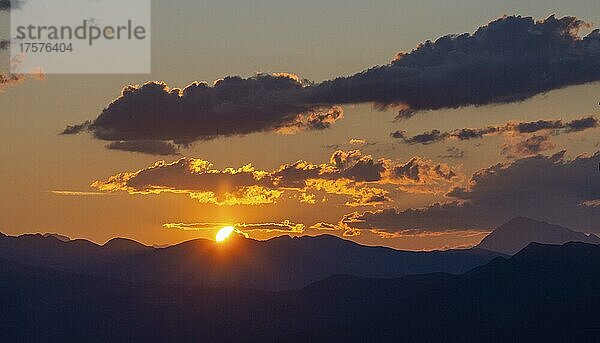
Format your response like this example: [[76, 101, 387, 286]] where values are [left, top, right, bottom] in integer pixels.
[[1, 241, 599, 342], [476, 216, 600, 254], [42, 233, 71, 242], [0, 232, 502, 290]]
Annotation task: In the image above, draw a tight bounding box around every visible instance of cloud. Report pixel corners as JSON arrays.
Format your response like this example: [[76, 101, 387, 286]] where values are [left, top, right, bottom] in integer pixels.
[[340, 151, 600, 233], [0, 61, 45, 92], [271, 150, 460, 195], [63, 15, 600, 154], [0, 73, 26, 92], [91, 150, 460, 206], [438, 147, 466, 159], [369, 228, 488, 239], [304, 178, 390, 207], [391, 129, 448, 145], [92, 158, 279, 206], [500, 135, 556, 158], [164, 220, 305, 234], [236, 220, 305, 233], [309, 222, 361, 237], [348, 138, 376, 147], [106, 140, 181, 156], [62, 74, 343, 146], [311, 15, 600, 118], [163, 222, 229, 231], [50, 190, 109, 196], [392, 116, 599, 145]]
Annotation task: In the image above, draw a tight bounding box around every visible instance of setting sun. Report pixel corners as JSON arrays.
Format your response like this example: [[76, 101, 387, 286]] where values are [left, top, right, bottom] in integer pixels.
[[216, 226, 235, 242]]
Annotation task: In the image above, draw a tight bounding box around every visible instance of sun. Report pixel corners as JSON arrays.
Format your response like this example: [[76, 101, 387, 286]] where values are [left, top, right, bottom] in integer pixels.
[[216, 226, 235, 242]]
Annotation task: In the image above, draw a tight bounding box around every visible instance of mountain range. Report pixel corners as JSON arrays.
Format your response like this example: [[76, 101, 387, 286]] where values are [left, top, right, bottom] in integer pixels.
[[1, 216, 597, 291], [2, 241, 599, 342], [0, 231, 501, 290], [2, 216, 600, 341]]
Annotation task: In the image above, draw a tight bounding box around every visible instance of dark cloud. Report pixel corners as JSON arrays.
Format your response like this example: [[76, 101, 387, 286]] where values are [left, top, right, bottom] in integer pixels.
[[394, 116, 598, 145], [501, 135, 556, 158], [312, 15, 600, 118], [566, 116, 600, 132], [438, 147, 466, 159], [391, 157, 456, 182], [343, 151, 600, 233], [64, 15, 600, 154], [106, 141, 181, 156], [63, 74, 343, 145], [391, 129, 449, 145]]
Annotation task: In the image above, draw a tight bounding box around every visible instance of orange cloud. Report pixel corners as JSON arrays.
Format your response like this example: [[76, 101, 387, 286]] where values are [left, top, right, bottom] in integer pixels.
[[309, 221, 362, 237], [91, 150, 461, 207], [164, 220, 305, 234], [0, 73, 26, 92]]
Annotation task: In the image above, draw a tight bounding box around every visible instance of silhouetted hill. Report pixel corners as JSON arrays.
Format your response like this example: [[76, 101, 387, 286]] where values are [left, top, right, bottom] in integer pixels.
[[102, 237, 151, 253], [0, 233, 152, 273], [0, 232, 502, 290], [476, 216, 600, 254], [1, 242, 599, 342]]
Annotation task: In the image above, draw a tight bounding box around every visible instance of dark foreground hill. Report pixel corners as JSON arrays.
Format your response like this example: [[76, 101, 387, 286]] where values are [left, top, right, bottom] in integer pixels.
[[0, 232, 502, 290], [477, 216, 600, 255], [2, 242, 600, 342]]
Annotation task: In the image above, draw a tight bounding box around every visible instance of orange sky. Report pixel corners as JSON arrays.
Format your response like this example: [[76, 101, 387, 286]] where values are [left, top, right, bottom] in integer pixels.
[[1, 2, 599, 250]]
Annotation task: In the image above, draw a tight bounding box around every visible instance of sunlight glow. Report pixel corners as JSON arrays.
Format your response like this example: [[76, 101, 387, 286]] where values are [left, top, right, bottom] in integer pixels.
[[216, 226, 235, 242]]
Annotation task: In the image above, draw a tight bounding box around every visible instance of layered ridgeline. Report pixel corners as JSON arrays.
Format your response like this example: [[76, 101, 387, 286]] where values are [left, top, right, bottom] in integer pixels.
[[0, 232, 501, 291], [477, 216, 600, 255], [2, 216, 596, 291], [1, 241, 600, 342]]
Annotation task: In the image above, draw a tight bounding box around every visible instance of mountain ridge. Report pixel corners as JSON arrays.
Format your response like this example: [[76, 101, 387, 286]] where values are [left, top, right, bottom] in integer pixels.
[[0, 231, 502, 290], [476, 216, 600, 254], [2, 241, 599, 342]]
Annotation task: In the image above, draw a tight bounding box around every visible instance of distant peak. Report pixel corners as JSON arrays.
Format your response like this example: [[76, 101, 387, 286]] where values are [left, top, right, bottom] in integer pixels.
[[477, 217, 599, 255]]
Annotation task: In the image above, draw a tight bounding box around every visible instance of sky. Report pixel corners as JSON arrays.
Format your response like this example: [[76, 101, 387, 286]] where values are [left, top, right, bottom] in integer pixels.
[[1, 0, 600, 250]]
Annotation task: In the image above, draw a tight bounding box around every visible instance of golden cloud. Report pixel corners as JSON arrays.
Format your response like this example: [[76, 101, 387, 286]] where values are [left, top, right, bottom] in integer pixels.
[[91, 150, 461, 207], [164, 220, 305, 234]]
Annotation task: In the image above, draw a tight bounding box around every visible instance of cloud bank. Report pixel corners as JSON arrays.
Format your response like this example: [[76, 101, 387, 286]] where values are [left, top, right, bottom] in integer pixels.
[[62, 74, 343, 152], [338, 151, 600, 233], [91, 150, 460, 207], [164, 220, 305, 234], [392, 116, 599, 145], [63, 15, 600, 154]]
